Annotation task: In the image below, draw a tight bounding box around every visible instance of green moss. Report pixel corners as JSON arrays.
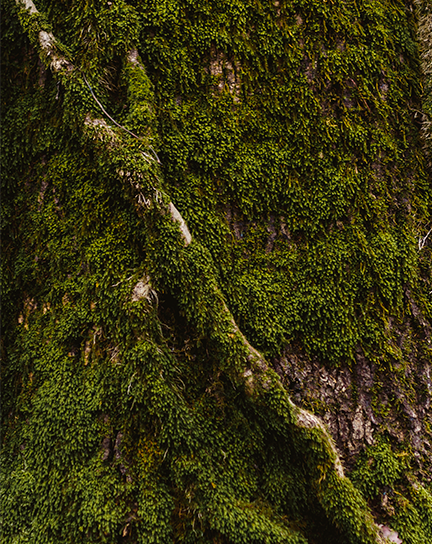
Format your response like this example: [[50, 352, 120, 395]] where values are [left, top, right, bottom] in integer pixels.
[[351, 438, 432, 544], [1, 0, 431, 542], [138, 0, 431, 363]]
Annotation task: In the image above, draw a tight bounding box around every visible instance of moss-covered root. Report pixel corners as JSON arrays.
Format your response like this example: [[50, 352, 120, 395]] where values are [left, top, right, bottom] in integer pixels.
[[144, 217, 383, 543], [14, 0, 191, 248]]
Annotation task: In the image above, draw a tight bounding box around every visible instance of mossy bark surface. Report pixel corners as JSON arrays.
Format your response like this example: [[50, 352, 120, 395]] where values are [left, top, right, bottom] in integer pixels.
[[1, 0, 431, 543]]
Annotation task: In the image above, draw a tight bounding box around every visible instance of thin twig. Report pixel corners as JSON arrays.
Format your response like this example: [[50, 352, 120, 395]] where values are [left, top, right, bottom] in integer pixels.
[[83, 74, 140, 139], [419, 227, 432, 250], [111, 275, 135, 288], [83, 74, 161, 164]]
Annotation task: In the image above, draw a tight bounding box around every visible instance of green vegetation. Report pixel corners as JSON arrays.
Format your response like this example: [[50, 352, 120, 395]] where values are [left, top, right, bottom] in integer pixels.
[[1, 0, 431, 542], [352, 438, 432, 544]]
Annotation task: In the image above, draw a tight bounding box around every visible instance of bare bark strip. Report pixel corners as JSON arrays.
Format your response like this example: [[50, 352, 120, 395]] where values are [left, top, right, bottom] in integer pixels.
[[415, 0, 432, 163]]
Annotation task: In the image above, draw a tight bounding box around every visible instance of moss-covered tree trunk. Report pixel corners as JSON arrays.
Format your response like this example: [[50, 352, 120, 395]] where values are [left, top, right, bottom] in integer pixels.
[[1, 0, 431, 543]]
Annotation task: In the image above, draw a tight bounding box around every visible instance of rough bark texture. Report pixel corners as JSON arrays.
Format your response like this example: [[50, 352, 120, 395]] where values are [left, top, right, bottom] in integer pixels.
[[276, 349, 432, 465]]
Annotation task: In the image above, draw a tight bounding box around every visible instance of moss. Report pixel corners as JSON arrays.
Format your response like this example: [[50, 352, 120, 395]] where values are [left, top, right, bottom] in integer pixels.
[[1, 0, 431, 542], [137, 0, 431, 363], [351, 438, 432, 543]]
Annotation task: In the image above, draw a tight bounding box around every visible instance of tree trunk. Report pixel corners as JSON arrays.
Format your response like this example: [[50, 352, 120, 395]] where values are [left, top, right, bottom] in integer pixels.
[[1, 0, 431, 543]]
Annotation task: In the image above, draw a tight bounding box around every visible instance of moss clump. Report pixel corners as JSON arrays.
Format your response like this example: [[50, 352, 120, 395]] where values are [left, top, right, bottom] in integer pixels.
[[351, 438, 432, 544]]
